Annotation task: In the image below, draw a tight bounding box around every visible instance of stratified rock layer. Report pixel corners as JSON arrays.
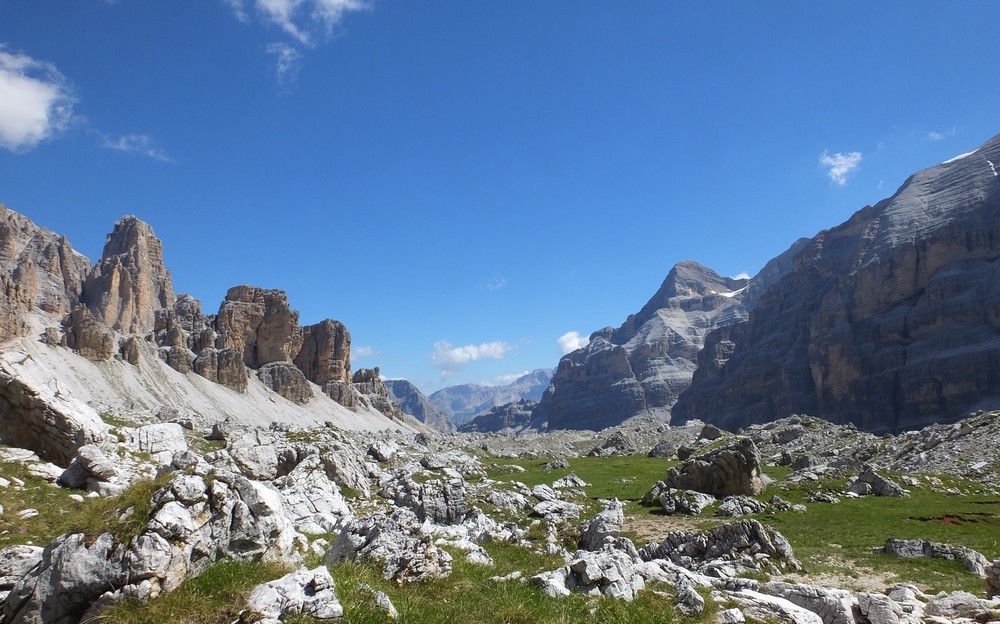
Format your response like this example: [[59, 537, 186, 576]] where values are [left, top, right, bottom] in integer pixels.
[[674, 132, 1000, 433]]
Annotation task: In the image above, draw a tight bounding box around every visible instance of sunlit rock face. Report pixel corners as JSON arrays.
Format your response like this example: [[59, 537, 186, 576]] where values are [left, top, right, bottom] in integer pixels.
[[674, 132, 1000, 433], [83, 215, 175, 336], [535, 252, 802, 431]]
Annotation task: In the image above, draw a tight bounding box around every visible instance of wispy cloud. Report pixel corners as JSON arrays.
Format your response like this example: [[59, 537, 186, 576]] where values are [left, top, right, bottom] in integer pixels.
[[226, 0, 370, 47], [266, 42, 303, 88], [557, 330, 589, 355], [430, 340, 512, 376], [352, 344, 376, 359], [731, 271, 751, 280], [927, 127, 956, 142], [0, 46, 77, 152], [99, 132, 172, 162], [819, 150, 862, 186], [490, 370, 529, 386], [484, 277, 506, 291]]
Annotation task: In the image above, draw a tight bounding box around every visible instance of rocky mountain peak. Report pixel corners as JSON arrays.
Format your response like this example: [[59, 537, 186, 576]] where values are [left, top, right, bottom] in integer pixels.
[[82, 215, 175, 335], [673, 131, 1000, 433]]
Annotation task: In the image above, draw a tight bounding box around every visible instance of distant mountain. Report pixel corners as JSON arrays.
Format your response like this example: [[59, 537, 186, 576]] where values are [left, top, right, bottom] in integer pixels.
[[531, 250, 804, 431], [429, 369, 553, 426], [458, 399, 537, 433], [385, 379, 453, 432], [673, 131, 1000, 433]]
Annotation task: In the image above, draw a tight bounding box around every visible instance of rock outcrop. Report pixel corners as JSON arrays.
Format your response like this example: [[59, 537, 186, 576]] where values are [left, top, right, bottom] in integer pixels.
[[352, 368, 403, 420], [457, 398, 536, 433], [82, 216, 175, 336], [674, 132, 1000, 433], [663, 437, 764, 497], [0, 205, 91, 341]]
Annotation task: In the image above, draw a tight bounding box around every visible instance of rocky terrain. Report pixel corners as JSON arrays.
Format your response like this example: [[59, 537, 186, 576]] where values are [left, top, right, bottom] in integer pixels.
[[0, 207, 420, 467], [673, 133, 1000, 433], [1, 405, 999, 623]]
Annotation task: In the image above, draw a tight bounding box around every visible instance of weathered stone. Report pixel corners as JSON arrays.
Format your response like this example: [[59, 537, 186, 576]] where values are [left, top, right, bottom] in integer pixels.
[[257, 362, 313, 405], [325, 509, 453, 584], [579, 499, 624, 551], [659, 489, 716, 515], [716, 496, 767, 517], [215, 286, 302, 368], [855, 467, 909, 497], [664, 437, 764, 497], [353, 367, 405, 420], [639, 520, 801, 576], [62, 305, 116, 361], [82, 216, 175, 336], [241, 566, 343, 623], [192, 347, 247, 392], [882, 538, 990, 576], [77, 443, 118, 480], [293, 319, 351, 387], [763, 581, 856, 624]]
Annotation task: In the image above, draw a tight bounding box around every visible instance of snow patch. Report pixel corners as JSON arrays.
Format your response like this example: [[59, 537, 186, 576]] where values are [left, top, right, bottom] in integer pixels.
[[986, 159, 998, 177], [942, 149, 977, 164]]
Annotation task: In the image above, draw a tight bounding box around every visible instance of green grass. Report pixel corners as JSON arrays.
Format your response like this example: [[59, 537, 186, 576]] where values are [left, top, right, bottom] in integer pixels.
[[0, 459, 86, 548], [0, 454, 169, 549], [761, 471, 1000, 594], [100, 559, 292, 624], [330, 542, 681, 624]]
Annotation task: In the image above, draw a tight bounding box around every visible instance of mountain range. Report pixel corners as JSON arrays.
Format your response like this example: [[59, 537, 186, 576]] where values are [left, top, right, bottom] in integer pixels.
[[2, 132, 1000, 445]]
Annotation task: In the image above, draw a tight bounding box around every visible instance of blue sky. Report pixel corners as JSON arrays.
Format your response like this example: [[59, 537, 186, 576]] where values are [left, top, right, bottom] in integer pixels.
[[1, 2, 998, 393]]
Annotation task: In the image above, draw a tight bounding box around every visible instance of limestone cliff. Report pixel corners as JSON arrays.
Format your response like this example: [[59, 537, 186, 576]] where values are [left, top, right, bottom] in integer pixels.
[[82, 216, 175, 335], [532, 254, 801, 431], [0, 205, 91, 340], [673, 132, 1000, 433]]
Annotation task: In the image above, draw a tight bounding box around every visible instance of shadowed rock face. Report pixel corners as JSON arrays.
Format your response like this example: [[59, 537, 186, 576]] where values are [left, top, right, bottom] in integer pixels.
[[533, 256, 803, 431], [674, 132, 1000, 433], [385, 379, 453, 432]]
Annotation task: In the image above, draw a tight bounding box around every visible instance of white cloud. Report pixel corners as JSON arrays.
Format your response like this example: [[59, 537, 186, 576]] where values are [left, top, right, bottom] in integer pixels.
[[927, 127, 956, 141], [430, 340, 512, 375], [227, 0, 369, 47], [99, 132, 172, 162], [557, 331, 589, 355], [0, 46, 76, 152], [819, 150, 862, 186], [352, 345, 375, 359], [266, 42, 302, 87], [731, 271, 751, 280], [490, 370, 529, 386]]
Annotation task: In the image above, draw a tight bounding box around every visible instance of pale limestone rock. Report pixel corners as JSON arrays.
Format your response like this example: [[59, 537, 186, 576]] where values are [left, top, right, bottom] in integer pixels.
[[242, 566, 343, 623], [82, 216, 175, 336]]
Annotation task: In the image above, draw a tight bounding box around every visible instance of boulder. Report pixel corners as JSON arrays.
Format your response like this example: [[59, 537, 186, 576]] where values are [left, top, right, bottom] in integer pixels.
[[664, 437, 764, 497], [240, 566, 343, 623], [257, 362, 313, 405], [716, 496, 767, 517], [659, 489, 716, 515], [579, 499, 624, 551], [62, 305, 116, 361], [325, 509, 453, 584]]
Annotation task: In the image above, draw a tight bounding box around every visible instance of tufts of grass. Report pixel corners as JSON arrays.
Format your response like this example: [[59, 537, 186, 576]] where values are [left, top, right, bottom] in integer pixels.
[[62, 475, 172, 544], [99, 559, 292, 624]]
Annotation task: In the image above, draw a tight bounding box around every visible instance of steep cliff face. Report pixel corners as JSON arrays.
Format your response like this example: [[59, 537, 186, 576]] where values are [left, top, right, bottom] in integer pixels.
[[0, 206, 91, 340], [82, 216, 175, 335], [385, 379, 453, 431], [532, 262, 759, 431], [673, 133, 1000, 433]]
